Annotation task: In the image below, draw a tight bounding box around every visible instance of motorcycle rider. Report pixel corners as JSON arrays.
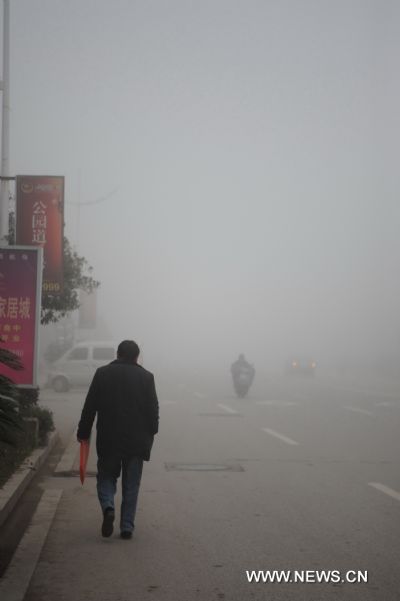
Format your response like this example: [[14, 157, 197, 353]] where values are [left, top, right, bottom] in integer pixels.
[[231, 354, 255, 396], [231, 354, 254, 376]]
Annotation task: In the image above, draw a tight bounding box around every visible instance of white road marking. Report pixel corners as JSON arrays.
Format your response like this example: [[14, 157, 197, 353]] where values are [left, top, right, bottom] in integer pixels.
[[368, 482, 400, 502], [217, 403, 239, 414], [0, 489, 63, 601], [256, 400, 298, 407], [344, 406, 373, 416], [261, 428, 299, 446], [54, 429, 79, 473]]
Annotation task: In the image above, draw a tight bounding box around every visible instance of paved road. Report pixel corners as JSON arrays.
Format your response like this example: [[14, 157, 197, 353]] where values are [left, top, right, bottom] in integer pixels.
[[1, 375, 400, 600]]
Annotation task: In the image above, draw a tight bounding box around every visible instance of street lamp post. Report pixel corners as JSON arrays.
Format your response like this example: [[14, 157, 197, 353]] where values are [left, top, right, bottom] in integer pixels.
[[0, 0, 10, 245]]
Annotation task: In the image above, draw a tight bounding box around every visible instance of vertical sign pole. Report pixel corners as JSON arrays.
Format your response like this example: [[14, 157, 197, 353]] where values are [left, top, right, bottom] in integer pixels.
[[0, 0, 10, 245]]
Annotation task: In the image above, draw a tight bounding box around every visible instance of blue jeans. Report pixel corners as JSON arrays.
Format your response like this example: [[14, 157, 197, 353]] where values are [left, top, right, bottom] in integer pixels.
[[97, 455, 144, 533]]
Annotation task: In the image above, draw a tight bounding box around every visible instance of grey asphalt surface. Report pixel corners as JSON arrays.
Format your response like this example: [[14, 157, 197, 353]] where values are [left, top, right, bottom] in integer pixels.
[[9, 374, 400, 600]]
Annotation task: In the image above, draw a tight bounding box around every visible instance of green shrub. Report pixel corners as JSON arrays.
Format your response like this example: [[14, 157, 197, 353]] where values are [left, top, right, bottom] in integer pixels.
[[18, 387, 39, 412], [0, 348, 24, 445], [26, 405, 55, 446], [0, 432, 34, 488], [0, 388, 23, 445]]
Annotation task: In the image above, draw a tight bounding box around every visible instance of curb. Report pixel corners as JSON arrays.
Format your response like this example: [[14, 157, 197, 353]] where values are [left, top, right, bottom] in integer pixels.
[[0, 430, 59, 529], [54, 429, 78, 474]]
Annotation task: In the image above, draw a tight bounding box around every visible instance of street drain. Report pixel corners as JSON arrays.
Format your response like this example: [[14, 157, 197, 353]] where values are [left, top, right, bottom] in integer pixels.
[[165, 463, 244, 472]]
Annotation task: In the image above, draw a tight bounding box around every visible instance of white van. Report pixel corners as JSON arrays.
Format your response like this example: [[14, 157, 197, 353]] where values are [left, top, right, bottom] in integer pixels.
[[47, 341, 117, 392]]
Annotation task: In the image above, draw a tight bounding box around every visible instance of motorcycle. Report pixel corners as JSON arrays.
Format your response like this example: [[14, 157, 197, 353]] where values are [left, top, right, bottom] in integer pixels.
[[232, 366, 254, 398]]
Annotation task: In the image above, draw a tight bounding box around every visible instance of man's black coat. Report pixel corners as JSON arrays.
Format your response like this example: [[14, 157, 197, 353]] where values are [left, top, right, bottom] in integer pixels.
[[77, 359, 159, 461]]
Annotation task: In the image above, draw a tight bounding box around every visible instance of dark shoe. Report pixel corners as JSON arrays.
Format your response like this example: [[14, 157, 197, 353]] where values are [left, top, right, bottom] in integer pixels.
[[101, 508, 115, 538], [120, 531, 132, 540]]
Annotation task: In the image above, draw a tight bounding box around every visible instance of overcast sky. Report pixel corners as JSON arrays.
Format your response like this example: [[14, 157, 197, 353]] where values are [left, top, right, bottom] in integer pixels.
[[5, 0, 400, 370]]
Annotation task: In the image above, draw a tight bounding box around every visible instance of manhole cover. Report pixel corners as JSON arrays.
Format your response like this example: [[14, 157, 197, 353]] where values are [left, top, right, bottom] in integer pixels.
[[165, 462, 244, 472], [197, 412, 243, 417]]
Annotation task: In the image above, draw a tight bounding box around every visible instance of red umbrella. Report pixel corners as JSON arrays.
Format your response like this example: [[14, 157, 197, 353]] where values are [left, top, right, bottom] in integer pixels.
[[80, 440, 90, 484]]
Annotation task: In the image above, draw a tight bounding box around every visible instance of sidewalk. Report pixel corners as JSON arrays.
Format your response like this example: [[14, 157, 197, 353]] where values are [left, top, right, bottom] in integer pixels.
[[0, 434, 232, 601]]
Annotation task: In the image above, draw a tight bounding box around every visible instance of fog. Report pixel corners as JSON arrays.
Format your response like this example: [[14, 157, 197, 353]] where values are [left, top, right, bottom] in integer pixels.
[[8, 1, 400, 380]]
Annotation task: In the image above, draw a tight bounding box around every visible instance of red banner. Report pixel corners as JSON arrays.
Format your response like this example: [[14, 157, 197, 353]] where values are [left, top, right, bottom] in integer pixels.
[[0, 247, 43, 386], [16, 175, 64, 294]]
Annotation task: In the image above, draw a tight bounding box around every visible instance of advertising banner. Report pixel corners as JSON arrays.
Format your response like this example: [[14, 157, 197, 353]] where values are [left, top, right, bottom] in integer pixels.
[[16, 175, 64, 294], [0, 247, 43, 387]]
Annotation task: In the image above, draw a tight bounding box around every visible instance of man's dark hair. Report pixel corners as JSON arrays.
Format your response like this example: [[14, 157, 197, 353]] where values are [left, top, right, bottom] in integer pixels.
[[117, 340, 140, 362]]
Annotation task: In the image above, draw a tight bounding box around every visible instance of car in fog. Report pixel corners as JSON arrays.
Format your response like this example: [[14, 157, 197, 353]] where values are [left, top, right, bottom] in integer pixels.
[[285, 357, 317, 377], [47, 341, 117, 392]]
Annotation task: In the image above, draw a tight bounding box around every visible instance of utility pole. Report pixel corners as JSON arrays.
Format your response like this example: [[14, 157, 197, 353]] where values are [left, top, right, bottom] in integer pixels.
[[0, 0, 10, 245], [69, 180, 119, 250]]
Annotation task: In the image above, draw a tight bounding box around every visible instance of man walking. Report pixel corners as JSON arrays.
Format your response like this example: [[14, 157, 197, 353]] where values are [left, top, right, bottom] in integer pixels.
[[77, 340, 159, 540]]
